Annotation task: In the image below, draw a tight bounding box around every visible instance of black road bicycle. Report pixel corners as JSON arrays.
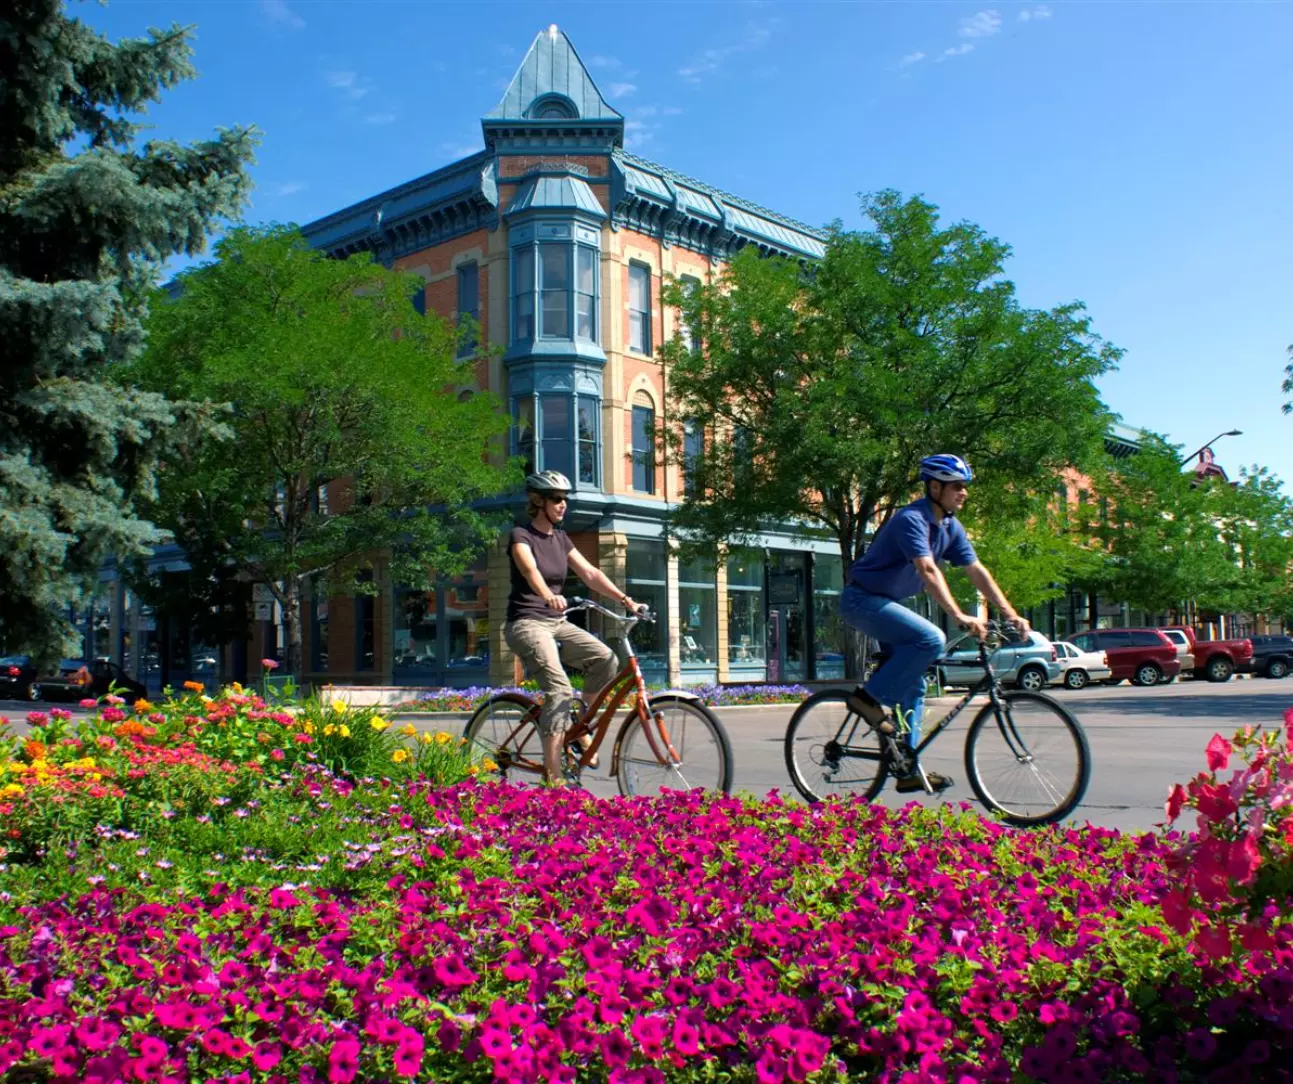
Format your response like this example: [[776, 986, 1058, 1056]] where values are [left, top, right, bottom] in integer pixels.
[[784, 622, 1091, 826]]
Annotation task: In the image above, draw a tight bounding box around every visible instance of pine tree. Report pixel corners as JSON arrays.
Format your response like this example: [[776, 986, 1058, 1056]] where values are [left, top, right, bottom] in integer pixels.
[[0, 1, 256, 661]]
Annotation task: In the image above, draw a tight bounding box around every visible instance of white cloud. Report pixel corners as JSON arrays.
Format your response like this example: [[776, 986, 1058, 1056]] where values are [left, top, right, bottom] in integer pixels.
[[364, 112, 396, 126], [608, 82, 637, 98], [959, 10, 1003, 38], [939, 42, 976, 60], [1018, 5, 1053, 20], [261, 0, 304, 30], [325, 70, 372, 100], [678, 19, 778, 83], [900, 51, 926, 66], [662, 106, 684, 116], [272, 181, 308, 197], [439, 138, 480, 159], [588, 55, 622, 69]]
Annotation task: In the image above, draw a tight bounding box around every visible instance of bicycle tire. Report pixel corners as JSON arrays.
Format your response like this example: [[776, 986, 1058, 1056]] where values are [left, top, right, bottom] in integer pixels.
[[462, 693, 544, 785], [613, 694, 732, 796], [963, 691, 1090, 826], [784, 690, 888, 804]]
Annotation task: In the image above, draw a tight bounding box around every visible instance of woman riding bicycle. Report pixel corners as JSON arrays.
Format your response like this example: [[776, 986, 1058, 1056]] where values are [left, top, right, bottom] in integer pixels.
[[504, 470, 639, 785], [843, 454, 1029, 793]]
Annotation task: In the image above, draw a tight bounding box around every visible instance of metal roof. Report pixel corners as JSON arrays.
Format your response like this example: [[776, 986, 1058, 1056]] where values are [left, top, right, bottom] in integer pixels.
[[506, 174, 605, 218], [486, 26, 622, 122]]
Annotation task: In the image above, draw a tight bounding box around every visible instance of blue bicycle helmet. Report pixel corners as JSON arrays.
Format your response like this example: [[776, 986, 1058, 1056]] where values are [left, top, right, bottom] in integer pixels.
[[919, 454, 973, 483]]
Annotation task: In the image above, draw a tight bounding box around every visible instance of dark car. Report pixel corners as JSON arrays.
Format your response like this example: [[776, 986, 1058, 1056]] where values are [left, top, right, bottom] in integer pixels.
[[1241, 634, 1293, 680], [0, 655, 38, 700], [31, 658, 146, 704], [1066, 628, 1181, 687]]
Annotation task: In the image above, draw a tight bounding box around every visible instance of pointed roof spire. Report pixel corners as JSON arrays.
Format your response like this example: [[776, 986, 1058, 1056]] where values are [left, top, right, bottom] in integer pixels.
[[484, 26, 622, 125]]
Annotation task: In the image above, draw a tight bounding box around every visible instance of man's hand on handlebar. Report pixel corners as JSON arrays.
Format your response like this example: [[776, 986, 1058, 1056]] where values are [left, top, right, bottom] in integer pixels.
[[1004, 612, 1031, 638], [954, 612, 990, 641]]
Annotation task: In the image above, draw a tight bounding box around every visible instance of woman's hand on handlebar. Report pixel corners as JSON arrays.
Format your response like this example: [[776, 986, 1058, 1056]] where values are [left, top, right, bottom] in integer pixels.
[[543, 593, 568, 613]]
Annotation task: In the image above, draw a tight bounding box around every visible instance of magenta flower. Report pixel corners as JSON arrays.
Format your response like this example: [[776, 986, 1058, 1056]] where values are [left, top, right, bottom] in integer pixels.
[[262, 658, 280, 670]]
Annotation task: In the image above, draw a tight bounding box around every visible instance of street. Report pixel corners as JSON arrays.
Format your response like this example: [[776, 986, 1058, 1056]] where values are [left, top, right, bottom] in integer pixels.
[[4, 678, 1289, 835]]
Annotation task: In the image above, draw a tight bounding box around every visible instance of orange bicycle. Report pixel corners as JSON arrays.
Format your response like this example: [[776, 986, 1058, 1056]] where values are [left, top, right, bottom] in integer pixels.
[[462, 599, 733, 795]]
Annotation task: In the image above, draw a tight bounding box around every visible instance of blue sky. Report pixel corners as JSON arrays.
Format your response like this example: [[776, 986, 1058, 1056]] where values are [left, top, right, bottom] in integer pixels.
[[80, 0, 1293, 489]]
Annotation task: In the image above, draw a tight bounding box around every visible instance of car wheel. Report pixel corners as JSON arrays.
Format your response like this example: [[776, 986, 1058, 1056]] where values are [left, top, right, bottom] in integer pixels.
[[27, 684, 41, 701], [1132, 663, 1162, 687], [1205, 657, 1234, 683], [1064, 668, 1089, 690], [1016, 666, 1048, 693], [1266, 658, 1290, 680]]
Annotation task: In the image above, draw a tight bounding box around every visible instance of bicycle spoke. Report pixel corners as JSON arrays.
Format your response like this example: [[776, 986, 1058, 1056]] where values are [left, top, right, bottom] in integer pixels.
[[463, 696, 544, 786], [784, 691, 888, 803], [616, 698, 731, 796]]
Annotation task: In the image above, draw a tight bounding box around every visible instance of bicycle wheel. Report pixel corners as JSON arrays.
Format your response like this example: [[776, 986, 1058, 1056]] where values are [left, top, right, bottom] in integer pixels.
[[462, 693, 544, 785], [614, 694, 732, 796], [784, 690, 888, 804], [963, 691, 1090, 826]]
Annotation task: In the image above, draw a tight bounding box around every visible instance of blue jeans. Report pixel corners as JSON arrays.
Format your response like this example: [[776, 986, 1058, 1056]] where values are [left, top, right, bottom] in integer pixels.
[[840, 585, 947, 750]]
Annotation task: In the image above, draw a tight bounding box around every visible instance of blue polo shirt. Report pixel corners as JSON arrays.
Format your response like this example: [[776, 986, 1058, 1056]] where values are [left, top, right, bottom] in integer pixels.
[[847, 498, 978, 601]]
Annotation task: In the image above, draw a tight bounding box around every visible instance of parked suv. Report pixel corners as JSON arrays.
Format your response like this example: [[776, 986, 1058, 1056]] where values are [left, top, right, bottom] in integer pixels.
[[938, 630, 1062, 692], [1066, 628, 1181, 687], [1241, 634, 1293, 680], [1160, 627, 1252, 683]]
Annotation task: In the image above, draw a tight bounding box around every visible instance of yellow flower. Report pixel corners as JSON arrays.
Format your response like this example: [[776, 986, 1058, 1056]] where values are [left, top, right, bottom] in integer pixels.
[[0, 783, 24, 798], [399, 723, 417, 737], [434, 731, 452, 746], [323, 724, 336, 737], [303, 721, 315, 735], [339, 724, 351, 738], [391, 749, 410, 764], [89, 773, 102, 782], [231, 682, 244, 693], [200, 695, 214, 705], [419, 732, 433, 745], [133, 698, 154, 713], [481, 758, 498, 772], [369, 718, 389, 732], [331, 698, 348, 714], [466, 764, 480, 776]]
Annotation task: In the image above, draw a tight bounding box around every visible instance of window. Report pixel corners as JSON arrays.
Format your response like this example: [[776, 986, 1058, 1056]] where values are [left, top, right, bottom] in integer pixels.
[[682, 419, 704, 498], [456, 263, 479, 355], [577, 397, 599, 486], [1097, 631, 1133, 649], [1130, 631, 1165, 647], [678, 557, 717, 671], [411, 284, 427, 316], [394, 590, 436, 677], [540, 244, 569, 338], [625, 540, 667, 679], [539, 394, 574, 481], [727, 550, 765, 671], [514, 397, 536, 472], [576, 247, 597, 340], [812, 554, 845, 679], [632, 403, 655, 494], [311, 592, 329, 672], [629, 263, 651, 353], [678, 274, 699, 350], [355, 572, 375, 672], [512, 247, 535, 342]]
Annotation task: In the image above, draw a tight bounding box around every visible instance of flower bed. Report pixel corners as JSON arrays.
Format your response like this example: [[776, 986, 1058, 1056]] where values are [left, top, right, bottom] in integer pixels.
[[0, 688, 1291, 1082]]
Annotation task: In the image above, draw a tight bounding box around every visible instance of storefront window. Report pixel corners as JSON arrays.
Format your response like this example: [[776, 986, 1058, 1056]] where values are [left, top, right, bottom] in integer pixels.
[[727, 550, 765, 673], [355, 573, 375, 672], [678, 556, 717, 672], [394, 590, 437, 678], [625, 540, 667, 679], [393, 560, 488, 684], [311, 594, 329, 673], [91, 595, 112, 660], [812, 553, 846, 679], [445, 567, 488, 675]]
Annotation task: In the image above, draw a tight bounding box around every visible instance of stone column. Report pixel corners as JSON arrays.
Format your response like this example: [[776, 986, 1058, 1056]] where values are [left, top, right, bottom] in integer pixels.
[[597, 530, 629, 652], [666, 542, 681, 687], [488, 536, 517, 688], [715, 554, 730, 684]]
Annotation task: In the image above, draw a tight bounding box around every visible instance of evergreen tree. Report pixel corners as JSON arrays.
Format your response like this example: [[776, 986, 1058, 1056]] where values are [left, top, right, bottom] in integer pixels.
[[0, 0, 255, 660]]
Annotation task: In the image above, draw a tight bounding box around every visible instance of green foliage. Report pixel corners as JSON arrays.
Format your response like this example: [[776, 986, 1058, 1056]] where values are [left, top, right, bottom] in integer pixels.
[[660, 191, 1118, 575], [0, 0, 256, 662], [120, 225, 519, 674]]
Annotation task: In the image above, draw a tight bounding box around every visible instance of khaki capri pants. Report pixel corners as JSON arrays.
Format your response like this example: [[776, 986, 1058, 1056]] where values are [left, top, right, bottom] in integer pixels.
[[504, 619, 619, 739]]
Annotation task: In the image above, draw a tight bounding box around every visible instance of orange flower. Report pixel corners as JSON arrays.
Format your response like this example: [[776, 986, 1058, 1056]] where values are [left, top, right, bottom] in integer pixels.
[[22, 740, 46, 762], [183, 680, 205, 693]]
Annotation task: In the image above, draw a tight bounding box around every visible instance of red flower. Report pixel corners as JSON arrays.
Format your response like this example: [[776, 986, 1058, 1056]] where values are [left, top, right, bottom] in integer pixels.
[[1205, 733, 1232, 773]]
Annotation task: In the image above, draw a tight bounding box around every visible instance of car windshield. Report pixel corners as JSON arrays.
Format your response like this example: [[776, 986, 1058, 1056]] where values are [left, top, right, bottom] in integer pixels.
[[0, 656, 29, 666]]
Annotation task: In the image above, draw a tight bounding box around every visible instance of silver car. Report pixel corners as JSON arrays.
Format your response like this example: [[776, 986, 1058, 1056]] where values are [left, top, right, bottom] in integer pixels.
[[938, 630, 1062, 692]]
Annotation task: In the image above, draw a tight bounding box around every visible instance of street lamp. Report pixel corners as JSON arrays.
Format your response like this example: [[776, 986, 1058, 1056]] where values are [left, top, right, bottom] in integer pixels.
[[1181, 429, 1242, 467]]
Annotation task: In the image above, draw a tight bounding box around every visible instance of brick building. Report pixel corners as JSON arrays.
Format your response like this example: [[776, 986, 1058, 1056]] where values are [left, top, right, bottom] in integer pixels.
[[74, 29, 1242, 692]]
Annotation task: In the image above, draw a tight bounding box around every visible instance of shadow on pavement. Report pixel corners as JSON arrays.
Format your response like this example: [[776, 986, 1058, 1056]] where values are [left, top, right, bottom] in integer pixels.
[[1079, 691, 1292, 721]]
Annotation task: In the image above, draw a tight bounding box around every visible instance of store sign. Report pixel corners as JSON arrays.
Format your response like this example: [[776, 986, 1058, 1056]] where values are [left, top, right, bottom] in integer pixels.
[[769, 573, 799, 605]]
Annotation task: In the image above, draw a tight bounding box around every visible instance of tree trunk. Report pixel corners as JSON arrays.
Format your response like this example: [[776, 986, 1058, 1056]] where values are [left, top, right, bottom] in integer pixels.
[[283, 578, 305, 680]]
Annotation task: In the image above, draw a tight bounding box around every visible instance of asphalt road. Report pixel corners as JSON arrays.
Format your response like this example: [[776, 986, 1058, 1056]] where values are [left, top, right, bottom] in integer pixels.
[[5, 677, 1290, 835]]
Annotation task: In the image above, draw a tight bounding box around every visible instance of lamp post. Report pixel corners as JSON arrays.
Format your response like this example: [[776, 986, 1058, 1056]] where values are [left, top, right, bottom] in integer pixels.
[[1181, 429, 1241, 467]]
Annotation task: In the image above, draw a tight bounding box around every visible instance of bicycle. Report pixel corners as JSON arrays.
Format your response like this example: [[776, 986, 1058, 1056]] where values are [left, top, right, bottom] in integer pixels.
[[462, 598, 734, 796], [784, 621, 1090, 826]]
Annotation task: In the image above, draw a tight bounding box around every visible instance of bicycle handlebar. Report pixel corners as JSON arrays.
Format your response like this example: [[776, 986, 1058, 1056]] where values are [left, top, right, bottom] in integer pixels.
[[563, 597, 656, 624]]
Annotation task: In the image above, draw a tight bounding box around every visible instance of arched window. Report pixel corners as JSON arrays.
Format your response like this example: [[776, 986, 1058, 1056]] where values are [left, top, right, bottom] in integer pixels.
[[529, 95, 577, 120]]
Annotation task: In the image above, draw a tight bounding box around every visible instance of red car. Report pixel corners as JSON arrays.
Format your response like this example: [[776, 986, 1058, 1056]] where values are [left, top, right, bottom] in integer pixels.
[[1066, 628, 1182, 687]]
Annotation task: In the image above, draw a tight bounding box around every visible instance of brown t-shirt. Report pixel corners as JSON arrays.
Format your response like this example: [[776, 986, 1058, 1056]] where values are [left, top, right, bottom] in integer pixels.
[[507, 523, 574, 622]]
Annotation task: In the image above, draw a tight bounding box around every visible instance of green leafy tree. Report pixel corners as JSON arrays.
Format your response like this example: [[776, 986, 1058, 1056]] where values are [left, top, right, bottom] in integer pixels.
[[121, 226, 516, 679], [1211, 467, 1293, 622], [0, 0, 256, 660], [661, 191, 1117, 619], [1283, 344, 1293, 415]]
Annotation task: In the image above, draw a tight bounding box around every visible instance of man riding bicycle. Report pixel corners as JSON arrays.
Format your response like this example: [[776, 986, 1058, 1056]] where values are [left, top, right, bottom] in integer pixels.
[[843, 454, 1029, 793], [504, 470, 640, 785]]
